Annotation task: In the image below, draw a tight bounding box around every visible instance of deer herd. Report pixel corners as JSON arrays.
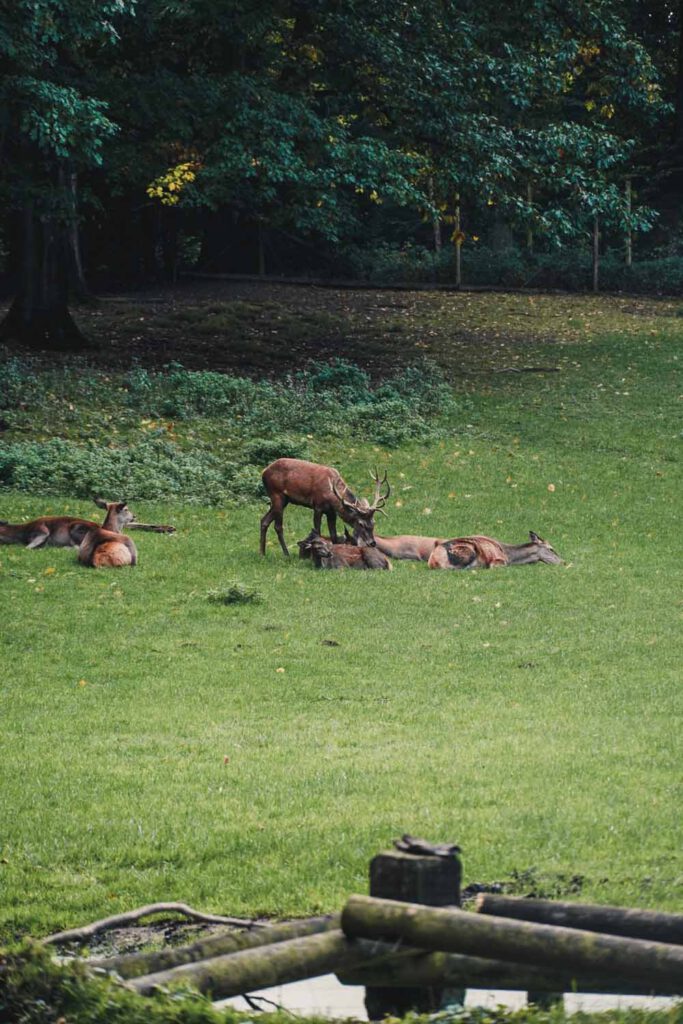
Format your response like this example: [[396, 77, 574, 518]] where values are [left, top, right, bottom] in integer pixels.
[[0, 456, 562, 572], [260, 457, 563, 571]]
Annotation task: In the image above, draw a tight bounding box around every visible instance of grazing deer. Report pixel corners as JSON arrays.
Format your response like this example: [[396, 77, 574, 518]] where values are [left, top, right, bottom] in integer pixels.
[[0, 499, 175, 549], [260, 459, 390, 556], [301, 532, 392, 570], [428, 531, 562, 570], [373, 534, 443, 561], [78, 501, 138, 568]]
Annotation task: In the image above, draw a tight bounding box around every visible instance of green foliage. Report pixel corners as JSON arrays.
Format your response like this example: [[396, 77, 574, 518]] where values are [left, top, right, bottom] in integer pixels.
[[337, 242, 683, 294], [0, 358, 459, 502], [0, 438, 237, 505], [3, 944, 678, 1024], [207, 581, 263, 605]]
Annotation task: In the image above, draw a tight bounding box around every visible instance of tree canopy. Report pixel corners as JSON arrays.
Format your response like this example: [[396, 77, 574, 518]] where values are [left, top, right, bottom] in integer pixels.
[[0, 0, 679, 345]]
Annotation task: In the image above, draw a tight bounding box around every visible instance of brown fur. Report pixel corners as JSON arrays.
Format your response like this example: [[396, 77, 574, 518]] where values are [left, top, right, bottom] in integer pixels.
[[374, 534, 442, 561], [303, 532, 392, 570], [91, 540, 136, 567], [260, 458, 389, 556], [429, 532, 561, 569], [0, 515, 98, 548], [78, 502, 138, 569]]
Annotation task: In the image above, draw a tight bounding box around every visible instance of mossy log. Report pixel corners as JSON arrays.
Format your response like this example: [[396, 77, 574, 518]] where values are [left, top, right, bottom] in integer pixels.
[[129, 929, 410, 998], [475, 895, 683, 945], [338, 948, 683, 995], [341, 895, 683, 987], [95, 914, 340, 980]]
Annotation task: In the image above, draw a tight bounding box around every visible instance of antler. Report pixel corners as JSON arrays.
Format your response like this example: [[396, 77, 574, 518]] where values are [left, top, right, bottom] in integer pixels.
[[369, 468, 391, 512], [331, 478, 361, 512]]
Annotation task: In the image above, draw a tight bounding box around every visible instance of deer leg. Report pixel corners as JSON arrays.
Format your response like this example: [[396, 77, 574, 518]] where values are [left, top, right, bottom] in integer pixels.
[[273, 512, 289, 556], [26, 526, 50, 549], [313, 509, 323, 535], [262, 495, 289, 556], [325, 510, 340, 543], [260, 507, 276, 556]]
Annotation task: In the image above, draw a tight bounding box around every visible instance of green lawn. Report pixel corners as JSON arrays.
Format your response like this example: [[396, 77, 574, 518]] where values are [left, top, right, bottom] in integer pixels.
[[0, 287, 681, 940]]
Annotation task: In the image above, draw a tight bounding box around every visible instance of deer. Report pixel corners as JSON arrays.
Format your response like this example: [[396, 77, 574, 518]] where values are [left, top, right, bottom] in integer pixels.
[[0, 499, 175, 549], [428, 531, 563, 570], [300, 531, 392, 570], [260, 458, 390, 557], [297, 527, 354, 558], [78, 501, 138, 568], [373, 534, 443, 561]]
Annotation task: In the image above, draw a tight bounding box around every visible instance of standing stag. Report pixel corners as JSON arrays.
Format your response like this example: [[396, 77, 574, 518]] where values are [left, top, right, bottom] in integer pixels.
[[428, 531, 562, 570], [260, 458, 390, 556], [78, 501, 138, 568]]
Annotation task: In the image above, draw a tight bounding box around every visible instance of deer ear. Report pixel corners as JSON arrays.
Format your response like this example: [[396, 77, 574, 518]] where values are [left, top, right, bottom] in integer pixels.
[[93, 497, 108, 509], [529, 531, 542, 544], [117, 501, 128, 511]]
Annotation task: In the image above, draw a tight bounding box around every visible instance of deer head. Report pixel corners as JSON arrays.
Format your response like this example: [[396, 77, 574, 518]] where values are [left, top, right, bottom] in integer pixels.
[[529, 531, 563, 564], [93, 497, 136, 532], [331, 469, 390, 547]]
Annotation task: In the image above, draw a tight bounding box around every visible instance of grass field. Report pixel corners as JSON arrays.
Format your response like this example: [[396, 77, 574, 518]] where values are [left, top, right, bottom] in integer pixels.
[[0, 285, 681, 942]]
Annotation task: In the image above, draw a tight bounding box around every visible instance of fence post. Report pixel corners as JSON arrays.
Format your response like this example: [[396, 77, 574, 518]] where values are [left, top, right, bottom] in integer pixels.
[[364, 844, 463, 1019]]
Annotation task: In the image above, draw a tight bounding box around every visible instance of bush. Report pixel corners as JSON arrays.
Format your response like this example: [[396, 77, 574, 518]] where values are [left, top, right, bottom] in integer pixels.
[[206, 582, 263, 605], [0, 358, 461, 503]]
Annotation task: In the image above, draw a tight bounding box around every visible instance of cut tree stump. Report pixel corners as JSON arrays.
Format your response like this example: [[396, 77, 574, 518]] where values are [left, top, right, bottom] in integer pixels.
[[364, 843, 462, 1018]]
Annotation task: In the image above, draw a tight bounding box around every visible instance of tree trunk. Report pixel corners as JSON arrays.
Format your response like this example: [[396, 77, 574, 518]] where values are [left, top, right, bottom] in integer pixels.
[[341, 895, 683, 987], [95, 914, 340, 980], [476, 895, 683, 944], [0, 198, 91, 350], [63, 167, 90, 301], [129, 929, 414, 999]]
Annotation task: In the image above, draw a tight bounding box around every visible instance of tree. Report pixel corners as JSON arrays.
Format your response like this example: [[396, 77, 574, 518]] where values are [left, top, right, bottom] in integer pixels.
[[0, 0, 134, 348]]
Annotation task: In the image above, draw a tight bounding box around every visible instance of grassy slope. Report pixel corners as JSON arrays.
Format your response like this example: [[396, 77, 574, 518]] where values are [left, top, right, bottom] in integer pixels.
[[0, 288, 681, 939]]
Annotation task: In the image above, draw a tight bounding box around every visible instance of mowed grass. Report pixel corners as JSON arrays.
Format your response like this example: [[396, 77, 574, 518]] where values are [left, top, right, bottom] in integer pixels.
[[0, 293, 681, 940]]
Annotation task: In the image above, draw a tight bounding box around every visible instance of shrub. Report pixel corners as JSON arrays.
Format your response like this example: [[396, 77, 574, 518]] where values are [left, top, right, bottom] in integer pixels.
[[206, 582, 263, 605], [240, 437, 310, 466]]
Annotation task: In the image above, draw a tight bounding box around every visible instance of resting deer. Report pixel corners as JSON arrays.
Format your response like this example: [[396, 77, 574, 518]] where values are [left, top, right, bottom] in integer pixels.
[[297, 528, 354, 558], [300, 532, 392, 570], [78, 501, 138, 568], [428, 531, 562, 570], [260, 459, 390, 556], [373, 534, 443, 561], [0, 499, 175, 549]]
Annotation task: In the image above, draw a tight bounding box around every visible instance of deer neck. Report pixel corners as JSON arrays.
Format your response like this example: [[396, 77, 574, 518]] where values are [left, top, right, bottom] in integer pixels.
[[102, 507, 125, 532], [500, 541, 539, 565]]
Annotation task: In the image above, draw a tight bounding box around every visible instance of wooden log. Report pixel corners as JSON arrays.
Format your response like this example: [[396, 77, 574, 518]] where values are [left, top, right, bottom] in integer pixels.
[[476, 895, 683, 945], [365, 845, 462, 1017], [129, 929, 412, 999], [341, 895, 683, 987], [338, 949, 683, 995], [94, 914, 340, 980]]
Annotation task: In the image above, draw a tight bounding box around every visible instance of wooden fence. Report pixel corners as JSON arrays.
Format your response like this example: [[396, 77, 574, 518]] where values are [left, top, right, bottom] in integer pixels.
[[60, 842, 682, 1016]]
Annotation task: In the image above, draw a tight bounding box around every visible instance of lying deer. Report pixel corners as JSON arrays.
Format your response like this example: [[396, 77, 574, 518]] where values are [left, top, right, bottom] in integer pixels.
[[78, 501, 138, 568], [297, 528, 354, 558], [300, 532, 392, 570], [0, 498, 175, 549], [373, 534, 443, 561], [428, 531, 562, 570], [260, 458, 390, 556]]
